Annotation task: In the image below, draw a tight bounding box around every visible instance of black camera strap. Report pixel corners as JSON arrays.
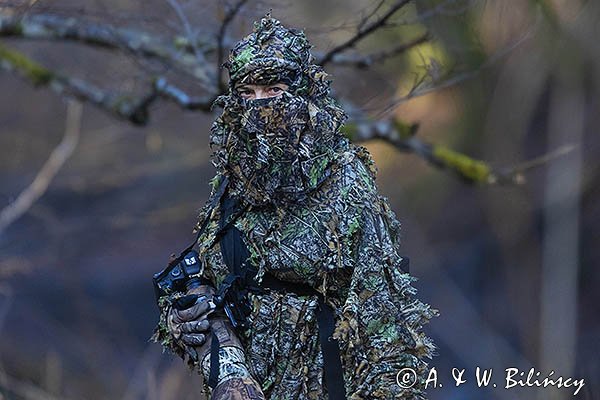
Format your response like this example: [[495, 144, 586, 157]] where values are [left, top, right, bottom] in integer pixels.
[[154, 174, 253, 302]]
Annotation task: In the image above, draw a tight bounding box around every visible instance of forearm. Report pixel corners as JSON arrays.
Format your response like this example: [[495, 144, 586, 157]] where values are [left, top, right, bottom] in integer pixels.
[[211, 377, 266, 400], [197, 317, 265, 398], [185, 288, 265, 399]]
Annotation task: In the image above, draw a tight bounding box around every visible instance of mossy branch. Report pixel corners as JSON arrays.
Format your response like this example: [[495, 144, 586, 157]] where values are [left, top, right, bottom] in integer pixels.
[[342, 118, 574, 185], [0, 42, 214, 124], [0, 41, 54, 85], [0, 13, 216, 88]]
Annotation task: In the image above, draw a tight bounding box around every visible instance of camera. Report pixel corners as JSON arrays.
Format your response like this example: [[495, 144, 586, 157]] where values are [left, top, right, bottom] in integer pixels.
[[153, 250, 204, 302]]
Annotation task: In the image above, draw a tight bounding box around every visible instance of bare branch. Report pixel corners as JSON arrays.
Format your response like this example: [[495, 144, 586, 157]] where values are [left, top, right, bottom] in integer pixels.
[[216, 0, 249, 92], [356, 0, 386, 32], [384, 0, 480, 27], [165, 0, 207, 66], [0, 284, 13, 335], [0, 41, 218, 124], [0, 99, 82, 236], [0, 12, 216, 88], [318, 0, 412, 66], [1, 1, 172, 27], [496, 144, 578, 183], [342, 116, 575, 185], [154, 77, 215, 110], [325, 32, 429, 68], [0, 368, 72, 400], [0, 42, 162, 123], [375, 13, 539, 118]]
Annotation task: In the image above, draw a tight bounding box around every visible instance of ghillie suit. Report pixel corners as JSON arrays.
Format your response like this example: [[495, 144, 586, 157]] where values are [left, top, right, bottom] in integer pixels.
[[154, 15, 437, 400]]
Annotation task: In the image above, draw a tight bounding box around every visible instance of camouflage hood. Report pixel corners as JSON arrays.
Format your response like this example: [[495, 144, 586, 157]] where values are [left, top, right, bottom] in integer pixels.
[[210, 15, 347, 206]]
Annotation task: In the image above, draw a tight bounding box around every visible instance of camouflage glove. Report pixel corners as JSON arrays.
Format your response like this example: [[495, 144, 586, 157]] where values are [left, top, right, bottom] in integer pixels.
[[167, 285, 216, 347]]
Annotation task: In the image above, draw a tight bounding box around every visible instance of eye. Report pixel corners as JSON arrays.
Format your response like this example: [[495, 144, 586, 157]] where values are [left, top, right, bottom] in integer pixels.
[[237, 87, 255, 98], [267, 85, 286, 95]]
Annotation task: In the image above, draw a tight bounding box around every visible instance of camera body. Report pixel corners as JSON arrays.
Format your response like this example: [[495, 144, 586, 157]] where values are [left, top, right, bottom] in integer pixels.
[[153, 250, 203, 301], [153, 250, 252, 330]]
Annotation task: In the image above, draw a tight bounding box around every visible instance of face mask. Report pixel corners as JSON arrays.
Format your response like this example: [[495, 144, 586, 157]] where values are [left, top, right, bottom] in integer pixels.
[[210, 87, 346, 205], [238, 92, 309, 169]]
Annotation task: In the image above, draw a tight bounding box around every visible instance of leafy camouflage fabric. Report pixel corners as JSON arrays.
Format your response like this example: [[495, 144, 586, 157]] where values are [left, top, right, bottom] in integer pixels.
[[154, 15, 437, 399]]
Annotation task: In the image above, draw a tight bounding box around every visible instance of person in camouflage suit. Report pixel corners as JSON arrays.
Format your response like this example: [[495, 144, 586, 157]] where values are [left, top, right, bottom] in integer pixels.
[[153, 14, 437, 400]]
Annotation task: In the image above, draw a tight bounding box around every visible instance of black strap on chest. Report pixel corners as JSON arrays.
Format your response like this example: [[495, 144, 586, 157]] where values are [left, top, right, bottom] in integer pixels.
[[219, 194, 257, 283]]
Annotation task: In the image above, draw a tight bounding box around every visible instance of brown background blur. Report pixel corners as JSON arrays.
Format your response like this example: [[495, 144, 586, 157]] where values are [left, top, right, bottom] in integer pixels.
[[0, 1, 598, 399]]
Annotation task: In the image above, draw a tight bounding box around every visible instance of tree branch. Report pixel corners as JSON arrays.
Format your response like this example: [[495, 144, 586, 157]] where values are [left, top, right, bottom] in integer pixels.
[[356, 0, 386, 32], [0, 368, 72, 400], [0, 99, 82, 236], [0, 41, 162, 123], [341, 116, 574, 185], [375, 13, 539, 118], [0, 12, 216, 88], [165, 0, 207, 66], [325, 32, 429, 68], [0, 41, 217, 121], [0, 5, 563, 188], [318, 0, 412, 66], [154, 77, 215, 110], [216, 0, 249, 92]]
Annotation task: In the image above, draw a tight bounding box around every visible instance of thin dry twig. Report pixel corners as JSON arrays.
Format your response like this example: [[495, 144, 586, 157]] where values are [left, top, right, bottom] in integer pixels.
[[0, 99, 82, 236], [0, 284, 13, 336], [318, 0, 412, 66], [375, 11, 539, 118], [0, 369, 71, 400], [326, 32, 429, 68], [357, 0, 386, 32], [216, 0, 249, 92], [165, 0, 207, 67], [495, 143, 578, 184]]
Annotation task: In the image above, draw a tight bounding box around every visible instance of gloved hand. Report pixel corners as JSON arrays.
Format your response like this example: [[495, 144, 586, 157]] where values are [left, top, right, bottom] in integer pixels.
[[167, 285, 216, 347]]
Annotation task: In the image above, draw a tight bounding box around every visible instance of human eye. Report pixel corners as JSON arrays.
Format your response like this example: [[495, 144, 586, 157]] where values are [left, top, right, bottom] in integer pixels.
[[267, 85, 285, 95], [237, 87, 254, 99]]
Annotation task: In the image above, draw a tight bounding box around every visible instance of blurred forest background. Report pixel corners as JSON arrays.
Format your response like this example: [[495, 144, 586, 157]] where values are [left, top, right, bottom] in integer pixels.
[[0, 0, 598, 399]]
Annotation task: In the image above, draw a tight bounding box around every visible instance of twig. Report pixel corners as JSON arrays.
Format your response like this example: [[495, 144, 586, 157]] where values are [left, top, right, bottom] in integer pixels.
[[0, 99, 82, 236], [164, 0, 207, 67], [216, 0, 249, 92], [495, 144, 578, 184], [154, 77, 215, 110], [357, 0, 386, 32], [1, 1, 172, 27], [318, 0, 412, 66], [0, 369, 71, 400], [326, 32, 429, 68], [386, 0, 479, 27], [0, 284, 13, 336], [376, 11, 539, 118]]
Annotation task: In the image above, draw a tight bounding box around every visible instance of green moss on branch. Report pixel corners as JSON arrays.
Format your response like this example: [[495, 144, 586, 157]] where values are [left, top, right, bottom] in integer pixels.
[[0, 42, 54, 86], [432, 144, 492, 183]]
